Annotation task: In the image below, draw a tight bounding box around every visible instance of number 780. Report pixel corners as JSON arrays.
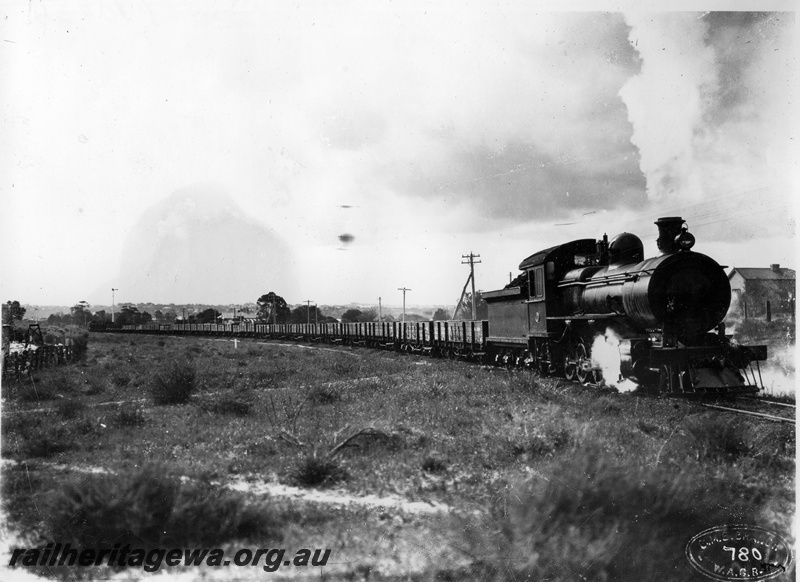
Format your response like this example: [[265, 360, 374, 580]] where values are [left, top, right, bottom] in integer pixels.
[[722, 547, 763, 562]]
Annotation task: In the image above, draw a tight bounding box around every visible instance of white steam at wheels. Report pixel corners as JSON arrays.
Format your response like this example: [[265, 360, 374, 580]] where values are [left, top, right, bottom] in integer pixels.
[[590, 330, 638, 393]]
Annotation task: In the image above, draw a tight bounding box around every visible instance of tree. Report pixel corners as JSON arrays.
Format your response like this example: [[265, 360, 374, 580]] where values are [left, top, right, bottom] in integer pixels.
[[341, 308, 378, 323], [117, 305, 151, 325], [154, 309, 164, 322], [92, 310, 107, 323], [289, 304, 335, 324], [195, 308, 221, 323], [256, 292, 290, 323], [47, 312, 69, 325], [71, 301, 91, 327], [164, 311, 177, 323], [432, 308, 450, 321], [453, 291, 488, 320], [341, 309, 363, 323], [3, 300, 26, 324]]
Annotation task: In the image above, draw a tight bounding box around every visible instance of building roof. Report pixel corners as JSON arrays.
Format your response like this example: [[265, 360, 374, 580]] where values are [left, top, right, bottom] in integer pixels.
[[728, 267, 796, 281]]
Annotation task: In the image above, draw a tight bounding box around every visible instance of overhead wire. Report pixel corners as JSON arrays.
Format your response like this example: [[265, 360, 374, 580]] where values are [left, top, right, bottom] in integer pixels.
[[609, 180, 794, 237]]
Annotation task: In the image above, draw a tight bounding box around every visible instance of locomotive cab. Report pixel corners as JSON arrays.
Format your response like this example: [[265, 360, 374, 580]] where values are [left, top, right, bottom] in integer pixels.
[[483, 239, 596, 368]]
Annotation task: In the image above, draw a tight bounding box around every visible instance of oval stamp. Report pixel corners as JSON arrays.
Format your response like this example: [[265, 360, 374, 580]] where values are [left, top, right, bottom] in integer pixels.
[[686, 524, 793, 581]]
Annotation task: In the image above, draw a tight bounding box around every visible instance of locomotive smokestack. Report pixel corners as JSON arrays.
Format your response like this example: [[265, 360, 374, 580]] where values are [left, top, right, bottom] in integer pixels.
[[655, 217, 685, 254]]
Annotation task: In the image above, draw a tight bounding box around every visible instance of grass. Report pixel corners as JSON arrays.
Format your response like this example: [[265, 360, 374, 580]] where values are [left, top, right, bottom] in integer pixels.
[[114, 403, 148, 427], [290, 453, 348, 487], [46, 463, 283, 550], [1, 332, 794, 581], [459, 446, 760, 581]]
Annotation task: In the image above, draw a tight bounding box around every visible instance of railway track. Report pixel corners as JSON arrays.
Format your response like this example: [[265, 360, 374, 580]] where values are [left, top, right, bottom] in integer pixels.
[[700, 397, 796, 424]]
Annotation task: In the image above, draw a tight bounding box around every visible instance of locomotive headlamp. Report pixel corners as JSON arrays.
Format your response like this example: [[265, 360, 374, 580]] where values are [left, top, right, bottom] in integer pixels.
[[675, 228, 695, 251]]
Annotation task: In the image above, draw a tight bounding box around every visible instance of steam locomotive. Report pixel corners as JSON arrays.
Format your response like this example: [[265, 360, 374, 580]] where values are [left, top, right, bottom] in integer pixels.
[[99, 216, 767, 395], [482, 216, 766, 393]]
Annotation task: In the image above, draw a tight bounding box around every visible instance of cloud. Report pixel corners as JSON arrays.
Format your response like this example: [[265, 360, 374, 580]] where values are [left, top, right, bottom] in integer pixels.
[[347, 11, 647, 224], [1, 4, 794, 305]]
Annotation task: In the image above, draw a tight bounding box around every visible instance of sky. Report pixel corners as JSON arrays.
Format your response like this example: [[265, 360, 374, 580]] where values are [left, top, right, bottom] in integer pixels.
[[1, 0, 797, 308]]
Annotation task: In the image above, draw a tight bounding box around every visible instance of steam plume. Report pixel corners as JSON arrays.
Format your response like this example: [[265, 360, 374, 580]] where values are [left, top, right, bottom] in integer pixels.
[[619, 13, 717, 203]]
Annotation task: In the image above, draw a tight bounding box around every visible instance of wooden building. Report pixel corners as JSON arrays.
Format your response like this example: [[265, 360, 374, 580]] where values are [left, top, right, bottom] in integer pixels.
[[728, 264, 795, 320]]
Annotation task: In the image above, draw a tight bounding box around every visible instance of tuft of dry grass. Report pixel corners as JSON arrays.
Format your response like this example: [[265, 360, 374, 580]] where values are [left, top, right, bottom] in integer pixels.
[[46, 463, 283, 554], [290, 452, 348, 487], [150, 359, 196, 405]]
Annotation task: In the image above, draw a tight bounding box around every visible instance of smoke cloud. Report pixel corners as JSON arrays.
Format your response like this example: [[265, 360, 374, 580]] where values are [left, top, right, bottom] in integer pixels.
[[619, 12, 795, 241], [619, 13, 717, 203]]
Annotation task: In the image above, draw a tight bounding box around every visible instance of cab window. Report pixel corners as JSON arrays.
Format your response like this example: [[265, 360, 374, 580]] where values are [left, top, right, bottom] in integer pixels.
[[529, 267, 545, 299]]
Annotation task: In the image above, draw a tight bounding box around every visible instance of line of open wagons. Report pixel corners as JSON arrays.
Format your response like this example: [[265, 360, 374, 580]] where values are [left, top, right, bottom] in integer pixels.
[[101, 321, 489, 361]]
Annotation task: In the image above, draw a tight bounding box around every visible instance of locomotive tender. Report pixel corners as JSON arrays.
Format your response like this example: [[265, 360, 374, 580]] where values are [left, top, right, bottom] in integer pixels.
[[101, 216, 767, 395]]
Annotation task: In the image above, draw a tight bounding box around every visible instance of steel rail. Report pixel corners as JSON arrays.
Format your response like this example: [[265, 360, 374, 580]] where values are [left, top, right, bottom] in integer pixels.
[[701, 403, 795, 424], [736, 396, 796, 409]]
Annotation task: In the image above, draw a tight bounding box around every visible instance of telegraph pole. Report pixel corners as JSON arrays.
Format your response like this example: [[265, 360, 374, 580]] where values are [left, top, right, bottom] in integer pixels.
[[454, 252, 481, 320], [465, 253, 481, 320], [397, 288, 411, 322], [305, 299, 313, 326], [111, 288, 118, 323], [378, 297, 382, 321]]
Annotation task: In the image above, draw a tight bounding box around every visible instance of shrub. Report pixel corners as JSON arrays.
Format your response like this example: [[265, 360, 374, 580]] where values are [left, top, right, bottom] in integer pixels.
[[72, 416, 100, 437], [291, 453, 347, 487], [167, 479, 282, 545], [684, 413, 749, 463], [251, 362, 292, 389], [70, 333, 90, 361], [83, 376, 106, 395], [151, 360, 196, 405], [245, 442, 278, 459], [596, 396, 622, 415], [111, 371, 131, 388], [46, 464, 282, 553], [421, 455, 448, 474], [196, 394, 251, 416], [17, 382, 57, 402], [55, 397, 87, 420], [327, 357, 359, 377], [472, 448, 756, 581], [510, 426, 571, 459], [17, 421, 75, 458], [17, 373, 65, 402], [115, 404, 147, 427], [308, 384, 343, 405]]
